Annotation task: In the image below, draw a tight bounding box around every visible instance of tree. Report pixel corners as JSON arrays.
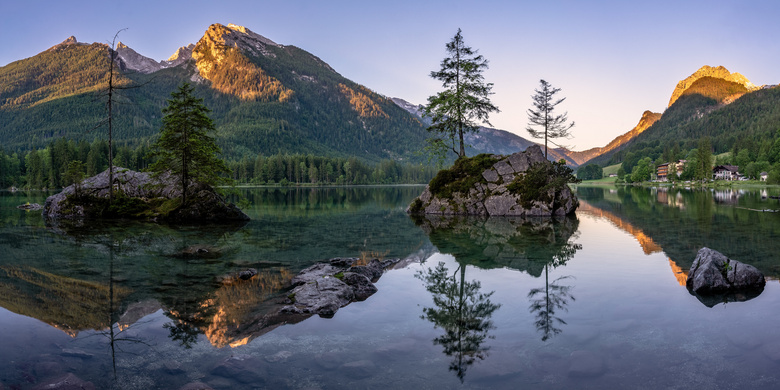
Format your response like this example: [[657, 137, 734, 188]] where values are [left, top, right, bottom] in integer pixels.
[[576, 163, 603, 181], [150, 83, 231, 206], [694, 137, 713, 181], [424, 29, 499, 158], [526, 80, 575, 158]]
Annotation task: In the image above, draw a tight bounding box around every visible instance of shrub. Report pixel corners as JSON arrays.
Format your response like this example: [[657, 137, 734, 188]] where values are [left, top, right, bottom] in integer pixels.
[[428, 154, 499, 199]]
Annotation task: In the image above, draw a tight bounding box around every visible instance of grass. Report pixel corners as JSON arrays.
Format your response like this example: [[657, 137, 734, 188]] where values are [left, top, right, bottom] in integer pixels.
[[602, 163, 621, 177]]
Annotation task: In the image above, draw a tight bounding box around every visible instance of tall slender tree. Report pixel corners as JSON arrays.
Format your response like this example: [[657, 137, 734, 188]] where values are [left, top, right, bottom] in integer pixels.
[[150, 83, 231, 206], [526, 80, 575, 158], [424, 29, 499, 159]]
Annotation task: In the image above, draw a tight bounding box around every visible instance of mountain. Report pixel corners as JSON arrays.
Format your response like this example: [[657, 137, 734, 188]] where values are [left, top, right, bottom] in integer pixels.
[[390, 97, 575, 164], [0, 23, 428, 162], [561, 110, 662, 166], [585, 65, 780, 167], [667, 65, 757, 107]]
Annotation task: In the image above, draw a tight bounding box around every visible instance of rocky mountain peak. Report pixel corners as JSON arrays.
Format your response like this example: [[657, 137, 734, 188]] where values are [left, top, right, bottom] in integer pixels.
[[114, 42, 162, 74], [47, 36, 79, 52], [668, 65, 757, 107]]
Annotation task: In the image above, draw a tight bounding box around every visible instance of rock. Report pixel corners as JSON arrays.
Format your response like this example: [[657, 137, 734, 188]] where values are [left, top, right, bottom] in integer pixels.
[[60, 348, 93, 359], [211, 354, 266, 384], [290, 263, 344, 286], [341, 272, 378, 301], [686, 247, 765, 307], [17, 203, 42, 210], [32, 373, 95, 390], [178, 245, 221, 259], [238, 268, 258, 280], [284, 276, 354, 317], [280, 257, 399, 317], [42, 167, 249, 222], [407, 145, 578, 217], [178, 382, 214, 390]]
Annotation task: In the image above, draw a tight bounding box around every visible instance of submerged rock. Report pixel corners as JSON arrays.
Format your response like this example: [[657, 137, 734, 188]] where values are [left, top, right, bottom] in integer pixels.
[[282, 257, 399, 317], [32, 373, 95, 390], [17, 203, 42, 210], [407, 145, 578, 217], [42, 167, 249, 223], [686, 247, 765, 307]]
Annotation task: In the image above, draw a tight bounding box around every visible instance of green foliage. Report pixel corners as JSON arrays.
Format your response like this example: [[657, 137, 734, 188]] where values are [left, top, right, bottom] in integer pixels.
[[576, 163, 603, 180], [628, 157, 652, 183], [428, 154, 499, 199], [424, 29, 498, 158], [150, 83, 232, 205], [507, 160, 580, 208]]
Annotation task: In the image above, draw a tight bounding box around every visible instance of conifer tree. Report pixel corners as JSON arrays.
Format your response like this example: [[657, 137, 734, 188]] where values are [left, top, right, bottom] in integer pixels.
[[424, 29, 499, 159], [526, 80, 575, 158], [150, 83, 231, 206]]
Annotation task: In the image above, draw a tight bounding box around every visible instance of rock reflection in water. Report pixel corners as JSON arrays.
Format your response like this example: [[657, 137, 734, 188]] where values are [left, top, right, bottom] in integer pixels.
[[416, 262, 500, 382], [413, 213, 582, 368]]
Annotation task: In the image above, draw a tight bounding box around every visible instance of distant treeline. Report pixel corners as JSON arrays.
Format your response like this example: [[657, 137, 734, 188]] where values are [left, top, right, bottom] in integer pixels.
[[0, 138, 438, 189]]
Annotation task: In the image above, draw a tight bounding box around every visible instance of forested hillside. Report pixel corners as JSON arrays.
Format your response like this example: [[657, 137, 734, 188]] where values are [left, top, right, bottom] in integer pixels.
[[588, 77, 780, 169], [0, 24, 428, 163]]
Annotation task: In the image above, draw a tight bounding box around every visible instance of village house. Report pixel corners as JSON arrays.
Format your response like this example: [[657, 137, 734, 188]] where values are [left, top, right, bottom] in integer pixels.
[[656, 160, 686, 181], [712, 165, 741, 181], [760, 171, 768, 181]]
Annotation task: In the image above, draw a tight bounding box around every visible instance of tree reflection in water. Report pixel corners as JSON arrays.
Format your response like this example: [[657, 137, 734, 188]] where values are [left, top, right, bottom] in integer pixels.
[[416, 262, 500, 382], [413, 214, 581, 343]]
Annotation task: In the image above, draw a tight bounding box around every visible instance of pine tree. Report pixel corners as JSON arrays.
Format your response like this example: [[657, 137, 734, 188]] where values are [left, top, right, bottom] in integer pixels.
[[150, 83, 231, 206], [424, 29, 499, 158], [526, 80, 575, 158]]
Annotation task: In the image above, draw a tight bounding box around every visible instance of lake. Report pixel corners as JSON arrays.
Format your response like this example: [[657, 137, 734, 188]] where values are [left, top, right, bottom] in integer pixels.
[[1, 185, 780, 389]]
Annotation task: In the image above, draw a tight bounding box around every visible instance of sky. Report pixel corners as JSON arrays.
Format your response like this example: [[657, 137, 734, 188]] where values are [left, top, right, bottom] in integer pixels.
[[3, 0, 780, 151]]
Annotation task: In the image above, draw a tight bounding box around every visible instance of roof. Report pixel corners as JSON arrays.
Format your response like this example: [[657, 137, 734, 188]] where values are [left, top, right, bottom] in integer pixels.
[[713, 165, 739, 173]]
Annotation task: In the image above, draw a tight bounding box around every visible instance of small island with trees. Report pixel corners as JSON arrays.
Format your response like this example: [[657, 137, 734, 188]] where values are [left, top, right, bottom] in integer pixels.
[[43, 83, 248, 223]]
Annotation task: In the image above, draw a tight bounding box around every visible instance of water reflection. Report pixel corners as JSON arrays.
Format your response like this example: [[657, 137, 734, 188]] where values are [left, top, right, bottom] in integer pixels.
[[412, 214, 581, 276], [576, 185, 780, 278], [416, 262, 500, 382], [413, 214, 582, 345], [577, 186, 779, 308]]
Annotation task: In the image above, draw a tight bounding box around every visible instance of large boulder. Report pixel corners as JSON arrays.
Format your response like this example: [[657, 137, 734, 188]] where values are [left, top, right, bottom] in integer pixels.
[[407, 145, 578, 217], [42, 167, 249, 223], [686, 247, 765, 307]]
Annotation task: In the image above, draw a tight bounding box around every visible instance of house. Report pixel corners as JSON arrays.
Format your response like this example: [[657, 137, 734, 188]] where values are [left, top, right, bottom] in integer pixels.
[[760, 171, 768, 181], [656, 160, 686, 181], [713, 165, 740, 181], [656, 163, 670, 181]]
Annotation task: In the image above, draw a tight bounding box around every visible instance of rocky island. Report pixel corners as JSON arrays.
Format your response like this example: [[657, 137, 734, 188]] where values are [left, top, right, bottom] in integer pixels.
[[407, 145, 578, 217], [43, 167, 249, 223]]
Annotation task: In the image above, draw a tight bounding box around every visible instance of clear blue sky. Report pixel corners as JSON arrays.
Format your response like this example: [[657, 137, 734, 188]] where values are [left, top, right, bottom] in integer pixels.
[[3, 0, 779, 150]]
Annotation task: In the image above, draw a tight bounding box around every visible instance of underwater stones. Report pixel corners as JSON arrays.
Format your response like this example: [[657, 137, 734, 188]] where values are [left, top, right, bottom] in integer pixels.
[[686, 247, 765, 307], [211, 355, 267, 384], [238, 268, 258, 280], [178, 382, 214, 390], [32, 373, 95, 390], [17, 203, 42, 210]]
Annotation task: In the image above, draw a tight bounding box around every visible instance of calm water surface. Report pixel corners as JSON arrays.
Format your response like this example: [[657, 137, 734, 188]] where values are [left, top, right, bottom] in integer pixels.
[[1, 185, 780, 389]]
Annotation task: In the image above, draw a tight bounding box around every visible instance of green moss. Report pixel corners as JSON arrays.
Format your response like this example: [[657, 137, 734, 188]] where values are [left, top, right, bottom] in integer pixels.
[[507, 161, 580, 208], [408, 198, 424, 214], [334, 272, 345, 280], [429, 154, 499, 199]]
